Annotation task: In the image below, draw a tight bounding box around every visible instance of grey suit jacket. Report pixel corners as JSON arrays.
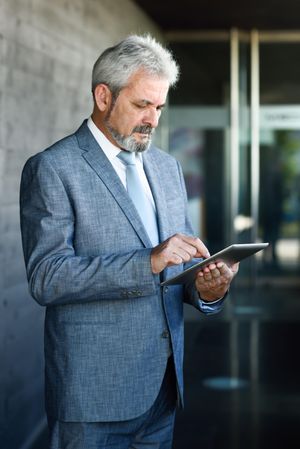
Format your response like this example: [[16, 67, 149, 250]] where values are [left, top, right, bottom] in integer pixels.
[[20, 120, 221, 422]]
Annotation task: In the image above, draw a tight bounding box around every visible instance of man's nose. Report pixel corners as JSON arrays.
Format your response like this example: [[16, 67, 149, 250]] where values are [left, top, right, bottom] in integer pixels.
[[142, 109, 160, 128]]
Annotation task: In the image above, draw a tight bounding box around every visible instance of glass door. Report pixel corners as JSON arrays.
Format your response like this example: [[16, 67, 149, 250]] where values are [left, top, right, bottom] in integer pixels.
[[167, 31, 300, 289], [255, 34, 300, 285]]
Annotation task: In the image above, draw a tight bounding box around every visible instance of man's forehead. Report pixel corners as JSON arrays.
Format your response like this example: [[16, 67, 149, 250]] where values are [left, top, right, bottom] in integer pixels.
[[123, 72, 169, 101]]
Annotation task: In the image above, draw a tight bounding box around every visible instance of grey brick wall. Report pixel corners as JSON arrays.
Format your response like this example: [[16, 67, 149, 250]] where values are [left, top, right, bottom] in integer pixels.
[[0, 1, 162, 448]]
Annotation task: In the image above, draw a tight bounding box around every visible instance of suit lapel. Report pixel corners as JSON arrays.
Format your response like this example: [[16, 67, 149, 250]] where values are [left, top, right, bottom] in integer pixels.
[[76, 122, 152, 248], [143, 149, 171, 243]]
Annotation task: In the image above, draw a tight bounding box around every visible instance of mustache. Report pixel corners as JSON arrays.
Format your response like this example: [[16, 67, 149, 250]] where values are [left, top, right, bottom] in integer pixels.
[[132, 125, 153, 135]]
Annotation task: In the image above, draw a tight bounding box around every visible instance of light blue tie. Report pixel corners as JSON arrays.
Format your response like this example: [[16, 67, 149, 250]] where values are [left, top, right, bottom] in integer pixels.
[[117, 151, 159, 246]]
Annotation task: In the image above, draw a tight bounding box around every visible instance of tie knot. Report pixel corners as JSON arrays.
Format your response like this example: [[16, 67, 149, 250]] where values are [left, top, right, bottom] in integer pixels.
[[117, 150, 136, 166]]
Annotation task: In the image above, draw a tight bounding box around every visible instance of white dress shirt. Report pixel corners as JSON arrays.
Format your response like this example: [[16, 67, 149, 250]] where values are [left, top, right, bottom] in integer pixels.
[[87, 117, 156, 210]]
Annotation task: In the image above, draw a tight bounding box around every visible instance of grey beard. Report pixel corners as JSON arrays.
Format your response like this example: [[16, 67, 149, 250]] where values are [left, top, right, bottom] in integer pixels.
[[105, 121, 154, 153]]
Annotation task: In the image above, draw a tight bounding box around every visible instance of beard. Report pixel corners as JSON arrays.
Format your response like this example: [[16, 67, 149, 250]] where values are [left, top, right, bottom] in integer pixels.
[[104, 108, 154, 153]]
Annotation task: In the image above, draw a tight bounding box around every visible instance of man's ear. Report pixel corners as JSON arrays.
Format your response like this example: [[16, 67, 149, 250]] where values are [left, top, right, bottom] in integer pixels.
[[93, 84, 112, 112]]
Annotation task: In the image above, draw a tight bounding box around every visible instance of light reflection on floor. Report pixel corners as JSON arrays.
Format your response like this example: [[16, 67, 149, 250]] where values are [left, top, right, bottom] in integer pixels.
[[202, 377, 249, 390], [173, 284, 300, 449]]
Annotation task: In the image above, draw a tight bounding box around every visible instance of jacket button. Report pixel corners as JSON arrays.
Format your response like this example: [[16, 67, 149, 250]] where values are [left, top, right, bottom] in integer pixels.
[[164, 287, 169, 293], [161, 330, 169, 339]]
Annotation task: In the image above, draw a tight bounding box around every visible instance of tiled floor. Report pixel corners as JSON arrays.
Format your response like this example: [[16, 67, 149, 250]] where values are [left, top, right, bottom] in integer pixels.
[[173, 282, 300, 449], [32, 282, 300, 449]]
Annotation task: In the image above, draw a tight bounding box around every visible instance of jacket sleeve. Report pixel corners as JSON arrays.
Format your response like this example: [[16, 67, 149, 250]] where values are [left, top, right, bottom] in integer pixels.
[[19, 154, 158, 307]]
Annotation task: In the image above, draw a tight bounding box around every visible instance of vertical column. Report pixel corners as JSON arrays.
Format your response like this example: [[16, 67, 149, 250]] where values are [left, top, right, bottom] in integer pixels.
[[230, 28, 239, 243], [250, 319, 260, 449], [250, 30, 260, 243]]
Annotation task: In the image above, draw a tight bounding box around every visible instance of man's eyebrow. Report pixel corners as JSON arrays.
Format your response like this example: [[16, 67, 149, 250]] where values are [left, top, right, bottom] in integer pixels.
[[136, 99, 166, 108]]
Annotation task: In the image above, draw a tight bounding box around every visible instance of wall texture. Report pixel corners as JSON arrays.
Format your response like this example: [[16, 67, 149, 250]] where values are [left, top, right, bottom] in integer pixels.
[[0, 1, 162, 448]]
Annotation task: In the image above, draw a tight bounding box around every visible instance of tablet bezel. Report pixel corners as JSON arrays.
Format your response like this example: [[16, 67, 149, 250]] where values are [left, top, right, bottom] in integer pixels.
[[160, 242, 269, 286]]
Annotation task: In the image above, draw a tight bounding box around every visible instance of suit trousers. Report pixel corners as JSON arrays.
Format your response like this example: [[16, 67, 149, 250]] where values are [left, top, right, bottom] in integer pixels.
[[48, 357, 177, 449]]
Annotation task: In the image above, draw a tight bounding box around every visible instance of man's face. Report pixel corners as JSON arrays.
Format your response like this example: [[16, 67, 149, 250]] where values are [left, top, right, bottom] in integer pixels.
[[104, 71, 169, 152]]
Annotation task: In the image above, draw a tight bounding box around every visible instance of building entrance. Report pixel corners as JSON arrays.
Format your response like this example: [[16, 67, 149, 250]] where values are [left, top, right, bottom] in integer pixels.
[[167, 31, 300, 288]]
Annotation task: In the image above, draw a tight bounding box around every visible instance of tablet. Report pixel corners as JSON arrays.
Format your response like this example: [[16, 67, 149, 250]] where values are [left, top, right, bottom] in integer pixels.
[[160, 242, 269, 286]]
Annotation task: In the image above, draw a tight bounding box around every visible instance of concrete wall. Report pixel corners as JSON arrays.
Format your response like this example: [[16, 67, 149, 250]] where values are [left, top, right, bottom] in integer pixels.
[[0, 1, 162, 448]]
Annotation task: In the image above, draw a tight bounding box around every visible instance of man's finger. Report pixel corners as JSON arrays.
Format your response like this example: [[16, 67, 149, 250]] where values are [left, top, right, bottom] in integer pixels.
[[172, 247, 193, 263], [211, 269, 221, 279], [179, 235, 210, 258], [170, 239, 198, 258]]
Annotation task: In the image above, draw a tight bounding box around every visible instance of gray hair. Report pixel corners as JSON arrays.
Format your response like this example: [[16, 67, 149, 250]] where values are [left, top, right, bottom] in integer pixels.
[[91, 34, 179, 97]]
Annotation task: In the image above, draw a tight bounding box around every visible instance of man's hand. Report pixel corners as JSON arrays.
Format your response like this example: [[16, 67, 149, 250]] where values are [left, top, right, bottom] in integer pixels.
[[195, 262, 239, 302], [150, 233, 210, 274]]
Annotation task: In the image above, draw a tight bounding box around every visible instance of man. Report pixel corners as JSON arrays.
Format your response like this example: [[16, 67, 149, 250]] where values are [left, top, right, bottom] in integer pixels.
[[20, 35, 238, 449]]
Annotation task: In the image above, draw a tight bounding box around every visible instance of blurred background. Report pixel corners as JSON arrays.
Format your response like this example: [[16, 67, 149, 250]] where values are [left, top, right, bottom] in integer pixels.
[[1, 1, 300, 448]]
